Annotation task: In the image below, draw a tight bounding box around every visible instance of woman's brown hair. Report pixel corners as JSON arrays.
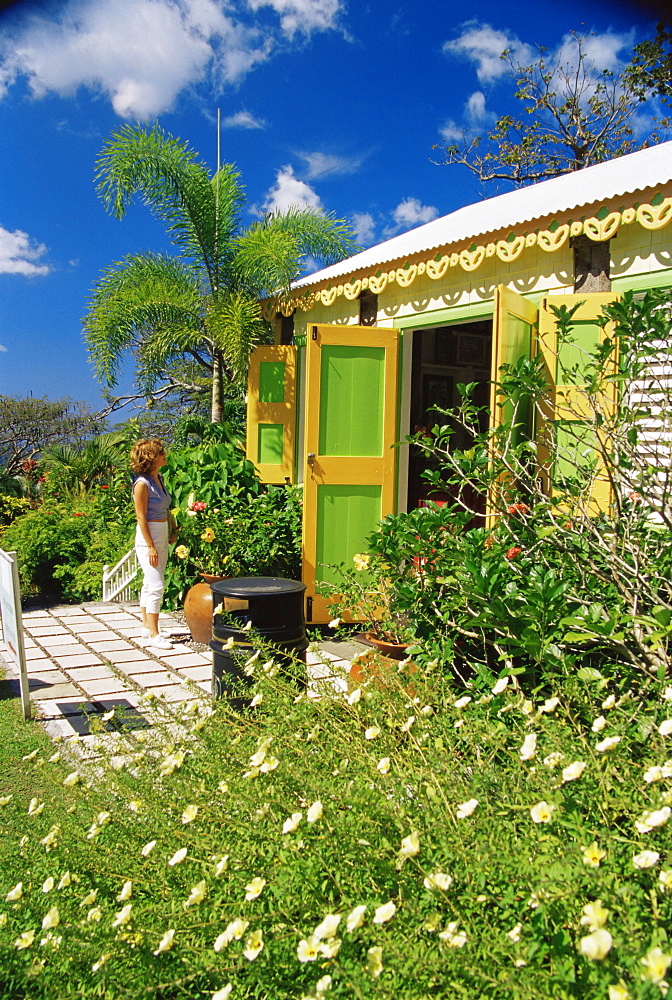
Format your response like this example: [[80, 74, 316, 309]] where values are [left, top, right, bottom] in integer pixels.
[[130, 439, 165, 475]]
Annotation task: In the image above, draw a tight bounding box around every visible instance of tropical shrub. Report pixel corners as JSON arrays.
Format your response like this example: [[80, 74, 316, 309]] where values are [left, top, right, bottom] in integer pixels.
[[0, 648, 671, 999]]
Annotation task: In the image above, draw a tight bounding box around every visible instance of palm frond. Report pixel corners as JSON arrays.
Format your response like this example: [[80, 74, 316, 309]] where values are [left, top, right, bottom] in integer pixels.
[[206, 292, 271, 387]]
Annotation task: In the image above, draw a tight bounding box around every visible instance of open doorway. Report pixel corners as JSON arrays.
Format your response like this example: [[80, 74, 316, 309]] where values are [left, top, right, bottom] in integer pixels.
[[406, 319, 492, 513]]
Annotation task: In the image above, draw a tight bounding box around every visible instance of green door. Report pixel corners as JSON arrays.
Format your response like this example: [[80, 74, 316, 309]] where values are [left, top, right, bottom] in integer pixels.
[[302, 324, 398, 622]]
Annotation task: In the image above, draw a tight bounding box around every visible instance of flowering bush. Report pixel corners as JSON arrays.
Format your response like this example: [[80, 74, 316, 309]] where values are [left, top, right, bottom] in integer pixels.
[[1, 652, 671, 998]]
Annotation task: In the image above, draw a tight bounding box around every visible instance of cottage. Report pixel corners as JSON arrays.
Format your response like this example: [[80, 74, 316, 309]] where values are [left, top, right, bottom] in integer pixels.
[[247, 141, 672, 622]]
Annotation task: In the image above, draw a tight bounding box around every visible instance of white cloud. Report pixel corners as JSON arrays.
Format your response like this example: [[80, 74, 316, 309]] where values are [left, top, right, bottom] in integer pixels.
[[262, 165, 322, 214], [386, 198, 438, 235], [246, 0, 342, 39], [222, 110, 265, 128], [299, 151, 361, 179], [351, 211, 376, 247], [0, 226, 51, 277], [0, 0, 340, 119], [443, 23, 533, 83], [0, 344, 7, 352]]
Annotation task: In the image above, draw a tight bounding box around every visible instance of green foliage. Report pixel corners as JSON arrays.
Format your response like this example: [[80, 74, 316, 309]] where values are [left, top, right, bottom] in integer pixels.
[[0, 495, 32, 535], [625, 21, 672, 116], [0, 654, 671, 998], [0, 396, 104, 479], [85, 123, 357, 419]]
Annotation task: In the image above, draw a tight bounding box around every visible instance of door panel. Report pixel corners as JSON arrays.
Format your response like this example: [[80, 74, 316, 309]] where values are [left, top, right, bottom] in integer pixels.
[[303, 324, 398, 622], [246, 345, 296, 484], [537, 294, 618, 514]]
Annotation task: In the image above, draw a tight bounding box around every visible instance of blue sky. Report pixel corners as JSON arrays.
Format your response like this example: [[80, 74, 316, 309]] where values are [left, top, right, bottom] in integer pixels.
[[0, 0, 664, 414]]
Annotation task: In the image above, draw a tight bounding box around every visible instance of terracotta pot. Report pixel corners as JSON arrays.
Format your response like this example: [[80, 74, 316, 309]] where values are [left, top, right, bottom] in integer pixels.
[[183, 578, 222, 643], [363, 632, 410, 660]]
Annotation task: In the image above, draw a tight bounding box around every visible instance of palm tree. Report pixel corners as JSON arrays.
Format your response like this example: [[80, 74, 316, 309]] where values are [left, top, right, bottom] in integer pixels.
[[84, 124, 358, 421]]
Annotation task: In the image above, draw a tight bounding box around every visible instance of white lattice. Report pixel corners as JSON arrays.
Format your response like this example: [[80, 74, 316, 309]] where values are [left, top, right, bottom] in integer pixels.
[[102, 549, 140, 603]]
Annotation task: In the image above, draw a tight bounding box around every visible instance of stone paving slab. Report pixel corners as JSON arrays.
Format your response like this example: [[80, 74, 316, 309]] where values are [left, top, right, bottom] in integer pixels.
[[53, 653, 104, 669]]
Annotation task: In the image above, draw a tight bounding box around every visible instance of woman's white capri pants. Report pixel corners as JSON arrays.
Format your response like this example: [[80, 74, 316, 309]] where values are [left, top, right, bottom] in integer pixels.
[[135, 521, 169, 614]]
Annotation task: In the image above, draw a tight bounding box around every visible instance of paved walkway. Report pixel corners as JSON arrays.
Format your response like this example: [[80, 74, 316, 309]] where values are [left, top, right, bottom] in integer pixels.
[[0, 601, 361, 742]]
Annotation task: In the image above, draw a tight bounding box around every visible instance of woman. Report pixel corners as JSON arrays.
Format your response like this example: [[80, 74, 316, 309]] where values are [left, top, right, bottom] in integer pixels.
[[130, 438, 177, 650]]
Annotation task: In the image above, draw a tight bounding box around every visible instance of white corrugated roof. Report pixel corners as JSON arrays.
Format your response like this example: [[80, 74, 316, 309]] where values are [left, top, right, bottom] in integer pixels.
[[294, 141, 672, 289]]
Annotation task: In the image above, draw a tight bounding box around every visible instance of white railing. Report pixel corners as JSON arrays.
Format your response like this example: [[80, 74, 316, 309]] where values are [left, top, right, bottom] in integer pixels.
[[102, 549, 139, 603]]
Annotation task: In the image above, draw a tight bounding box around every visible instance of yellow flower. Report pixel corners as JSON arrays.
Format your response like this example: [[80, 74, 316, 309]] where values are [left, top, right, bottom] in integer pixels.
[[346, 904, 367, 931], [353, 553, 370, 571], [579, 928, 613, 961], [530, 801, 555, 824], [367, 945, 383, 978], [580, 900, 609, 930], [153, 929, 175, 955], [373, 900, 396, 924], [245, 877, 266, 901], [175, 545, 189, 559], [14, 929, 35, 950], [0, 794, 12, 805], [41, 907, 60, 930], [184, 880, 207, 909], [640, 946, 671, 983], [297, 936, 320, 962], [243, 928, 264, 961], [23, 749, 39, 761], [581, 842, 606, 867], [456, 798, 479, 819], [201, 527, 215, 543]]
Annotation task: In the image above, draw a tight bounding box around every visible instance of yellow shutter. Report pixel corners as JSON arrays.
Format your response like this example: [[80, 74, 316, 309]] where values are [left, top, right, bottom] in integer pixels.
[[246, 345, 296, 484], [536, 294, 619, 514]]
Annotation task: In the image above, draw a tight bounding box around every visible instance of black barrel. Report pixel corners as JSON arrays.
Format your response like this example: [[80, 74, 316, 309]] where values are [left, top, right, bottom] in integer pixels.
[[209, 577, 308, 704]]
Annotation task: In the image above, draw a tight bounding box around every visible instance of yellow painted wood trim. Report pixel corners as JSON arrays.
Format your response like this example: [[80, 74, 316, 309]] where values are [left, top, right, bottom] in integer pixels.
[[246, 345, 296, 484], [260, 196, 672, 321]]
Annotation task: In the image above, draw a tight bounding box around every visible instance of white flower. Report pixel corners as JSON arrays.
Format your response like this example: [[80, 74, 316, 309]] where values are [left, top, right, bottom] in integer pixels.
[[561, 761, 586, 783], [635, 806, 671, 833], [658, 719, 672, 736], [595, 736, 621, 753], [14, 929, 35, 950], [530, 801, 555, 824], [400, 715, 415, 732], [454, 696, 471, 709], [214, 919, 248, 950], [591, 716, 607, 733], [245, 877, 266, 900], [153, 929, 175, 955], [663, 686, 672, 701], [521, 699, 535, 715], [633, 850, 660, 869], [492, 676, 509, 695], [111, 903, 132, 927], [519, 733, 538, 761], [544, 752, 565, 767], [506, 923, 522, 943], [580, 900, 609, 930], [438, 921, 467, 947], [63, 771, 81, 787], [213, 855, 229, 876], [0, 794, 12, 806], [540, 697, 560, 714], [608, 982, 630, 999], [42, 877, 55, 893], [87, 907, 102, 923], [377, 757, 391, 774], [307, 801, 323, 823], [57, 872, 71, 890], [91, 953, 110, 972], [367, 945, 383, 977], [373, 900, 396, 924], [28, 798, 44, 816], [181, 804, 198, 825], [601, 694, 616, 709], [168, 848, 188, 867], [116, 881, 132, 902], [243, 928, 264, 961], [184, 880, 207, 908], [41, 907, 60, 930], [283, 812, 302, 834], [297, 936, 320, 962], [328, 618, 341, 629], [579, 928, 613, 961], [315, 974, 332, 995], [423, 872, 452, 891], [644, 765, 666, 783], [141, 840, 157, 857], [313, 913, 341, 940], [456, 798, 478, 819], [6, 882, 23, 902], [346, 904, 366, 931], [250, 693, 263, 707], [365, 726, 380, 740], [159, 750, 185, 776], [212, 986, 233, 1000], [658, 869, 672, 890], [80, 889, 98, 906], [347, 688, 361, 705], [640, 946, 671, 983], [398, 831, 420, 863]]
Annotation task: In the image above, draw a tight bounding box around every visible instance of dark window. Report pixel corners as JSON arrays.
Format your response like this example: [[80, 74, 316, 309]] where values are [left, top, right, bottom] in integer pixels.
[[358, 289, 378, 326], [278, 312, 295, 344]]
